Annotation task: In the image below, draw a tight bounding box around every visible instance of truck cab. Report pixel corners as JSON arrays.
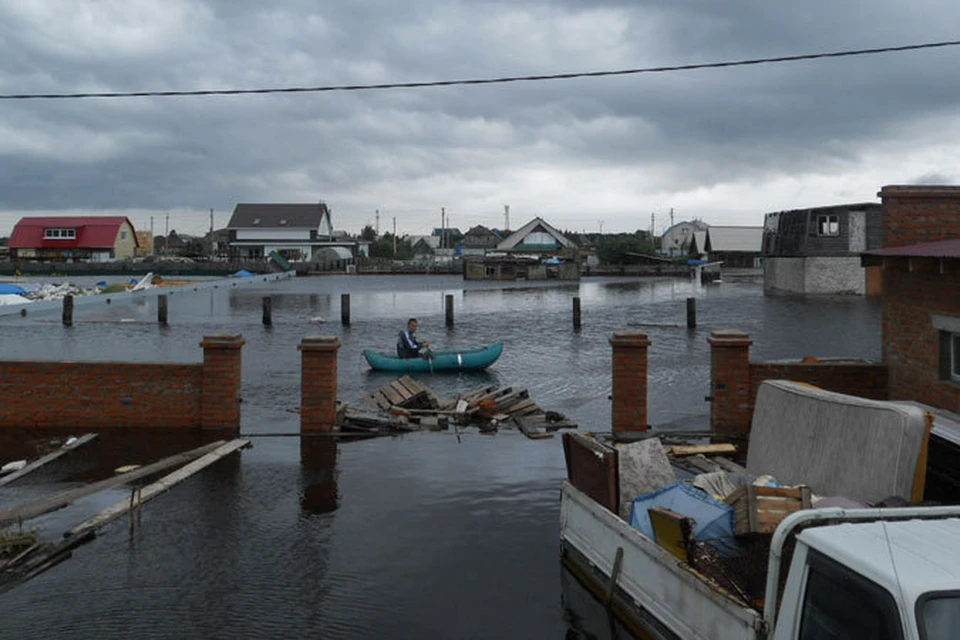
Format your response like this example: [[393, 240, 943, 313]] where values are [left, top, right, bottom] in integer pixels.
[[774, 516, 960, 639]]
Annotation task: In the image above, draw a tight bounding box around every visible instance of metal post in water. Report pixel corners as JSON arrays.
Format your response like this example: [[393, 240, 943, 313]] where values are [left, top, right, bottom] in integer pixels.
[[341, 293, 350, 326], [573, 296, 581, 331], [445, 294, 454, 327], [158, 294, 169, 326], [262, 296, 272, 326], [62, 295, 73, 327], [686, 297, 697, 329]]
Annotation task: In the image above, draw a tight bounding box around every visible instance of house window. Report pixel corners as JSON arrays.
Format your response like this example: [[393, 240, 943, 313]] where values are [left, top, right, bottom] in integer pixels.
[[121, 231, 127, 240], [43, 228, 76, 239], [817, 215, 840, 237], [939, 331, 960, 382]]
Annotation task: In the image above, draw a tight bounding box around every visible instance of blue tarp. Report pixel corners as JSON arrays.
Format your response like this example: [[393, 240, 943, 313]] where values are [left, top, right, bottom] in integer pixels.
[[233, 269, 254, 277], [544, 257, 563, 264], [0, 283, 26, 295], [629, 481, 735, 542], [687, 258, 708, 265]]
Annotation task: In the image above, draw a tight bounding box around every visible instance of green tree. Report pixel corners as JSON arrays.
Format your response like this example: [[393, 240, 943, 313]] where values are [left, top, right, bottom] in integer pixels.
[[595, 234, 657, 265], [367, 233, 414, 259], [360, 225, 377, 241]]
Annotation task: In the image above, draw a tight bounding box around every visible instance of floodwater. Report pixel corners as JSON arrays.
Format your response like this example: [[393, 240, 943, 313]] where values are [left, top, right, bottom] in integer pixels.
[[0, 272, 881, 639]]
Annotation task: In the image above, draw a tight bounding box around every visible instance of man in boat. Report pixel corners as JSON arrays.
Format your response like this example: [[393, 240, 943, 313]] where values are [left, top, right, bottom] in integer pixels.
[[397, 318, 431, 358]]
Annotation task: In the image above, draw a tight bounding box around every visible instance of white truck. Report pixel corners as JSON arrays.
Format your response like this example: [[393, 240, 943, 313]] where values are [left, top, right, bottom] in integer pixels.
[[560, 380, 960, 639]]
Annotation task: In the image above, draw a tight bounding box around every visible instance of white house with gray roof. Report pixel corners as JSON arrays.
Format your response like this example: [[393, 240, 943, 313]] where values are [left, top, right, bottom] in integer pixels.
[[227, 202, 354, 264]]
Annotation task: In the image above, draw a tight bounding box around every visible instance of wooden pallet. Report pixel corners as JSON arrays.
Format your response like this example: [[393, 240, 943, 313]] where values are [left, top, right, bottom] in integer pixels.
[[362, 375, 439, 411]]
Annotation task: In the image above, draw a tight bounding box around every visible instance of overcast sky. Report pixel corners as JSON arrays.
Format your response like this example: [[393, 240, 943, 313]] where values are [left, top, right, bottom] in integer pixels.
[[1, 1, 959, 238]]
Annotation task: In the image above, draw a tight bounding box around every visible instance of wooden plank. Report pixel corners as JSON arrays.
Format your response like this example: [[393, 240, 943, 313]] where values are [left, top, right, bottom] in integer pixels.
[[648, 506, 694, 562], [461, 384, 499, 402], [516, 416, 553, 439], [397, 376, 426, 397], [380, 384, 405, 406], [502, 398, 536, 415], [0, 434, 98, 488], [0, 440, 226, 527], [370, 390, 393, 410], [389, 379, 414, 401], [65, 439, 251, 540], [666, 443, 737, 457]]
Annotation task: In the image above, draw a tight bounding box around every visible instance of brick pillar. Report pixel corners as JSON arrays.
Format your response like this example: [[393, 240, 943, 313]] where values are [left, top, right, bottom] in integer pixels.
[[708, 330, 753, 436], [610, 332, 651, 433], [200, 333, 245, 430], [299, 336, 340, 432]]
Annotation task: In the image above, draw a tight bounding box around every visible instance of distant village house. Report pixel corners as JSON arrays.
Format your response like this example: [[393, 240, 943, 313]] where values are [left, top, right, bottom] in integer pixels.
[[226, 202, 355, 269], [465, 217, 579, 280], [763, 203, 883, 295], [7, 216, 139, 262]]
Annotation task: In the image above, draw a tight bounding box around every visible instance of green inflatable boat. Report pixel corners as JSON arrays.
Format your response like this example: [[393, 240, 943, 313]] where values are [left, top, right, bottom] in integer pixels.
[[362, 342, 503, 372]]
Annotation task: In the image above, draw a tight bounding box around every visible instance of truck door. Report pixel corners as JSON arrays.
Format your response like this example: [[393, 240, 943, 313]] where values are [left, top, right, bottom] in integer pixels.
[[798, 549, 904, 639]]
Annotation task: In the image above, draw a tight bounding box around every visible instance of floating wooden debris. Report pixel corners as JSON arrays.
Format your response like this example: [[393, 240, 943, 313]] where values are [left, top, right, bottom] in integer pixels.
[[0, 433, 98, 488], [339, 377, 577, 439]]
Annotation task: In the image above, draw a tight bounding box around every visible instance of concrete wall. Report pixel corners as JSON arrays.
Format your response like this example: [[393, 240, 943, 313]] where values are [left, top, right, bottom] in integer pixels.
[[764, 256, 865, 294], [764, 257, 805, 294], [0, 334, 244, 430]]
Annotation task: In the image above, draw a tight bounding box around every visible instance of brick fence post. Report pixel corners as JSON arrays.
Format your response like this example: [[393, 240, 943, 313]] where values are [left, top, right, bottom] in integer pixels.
[[299, 336, 341, 432], [610, 332, 651, 434], [708, 330, 753, 436], [200, 333, 245, 430]]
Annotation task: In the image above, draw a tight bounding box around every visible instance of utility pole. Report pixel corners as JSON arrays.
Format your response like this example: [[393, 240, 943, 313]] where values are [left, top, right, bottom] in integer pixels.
[[504, 205, 510, 231], [150, 216, 155, 256], [441, 207, 446, 249], [375, 209, 380, 236], [392, 217, 397, 256], [598, 219, 604, 235], [670, 207, 675, 229], [165, 214, 169, 255], [651, 213, 656, 238]]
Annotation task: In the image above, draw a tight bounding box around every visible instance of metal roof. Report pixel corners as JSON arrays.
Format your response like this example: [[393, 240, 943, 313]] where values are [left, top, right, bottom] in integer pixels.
[[9, 216, 137, 249], [863, 238, 960, 259], [228, 203, 332, 230], [800, 518, 960, 609], [705, 226, 763, 252], [496, 217, 574, 250]]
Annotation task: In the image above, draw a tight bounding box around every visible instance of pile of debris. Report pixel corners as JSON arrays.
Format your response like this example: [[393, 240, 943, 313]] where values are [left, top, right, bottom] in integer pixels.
[[339, 376, 578, 439]]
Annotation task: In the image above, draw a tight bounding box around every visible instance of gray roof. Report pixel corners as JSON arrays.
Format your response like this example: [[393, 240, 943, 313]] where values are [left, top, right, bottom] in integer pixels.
[[228, 203, 332, 230], [706, 226, 763, 252]]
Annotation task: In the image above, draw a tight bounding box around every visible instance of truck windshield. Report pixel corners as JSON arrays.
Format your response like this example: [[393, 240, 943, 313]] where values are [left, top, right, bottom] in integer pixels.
[[919, 594, 960, 640]]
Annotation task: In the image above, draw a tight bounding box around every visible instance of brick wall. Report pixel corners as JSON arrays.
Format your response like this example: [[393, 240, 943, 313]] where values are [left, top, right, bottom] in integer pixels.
[[610, 332, 650, 433], [0, 333, 243, 430], [879, 185, 960, 248], [300, 336, 340, 431], [882, 267, 960, 412], [709, 330, 889, 435]]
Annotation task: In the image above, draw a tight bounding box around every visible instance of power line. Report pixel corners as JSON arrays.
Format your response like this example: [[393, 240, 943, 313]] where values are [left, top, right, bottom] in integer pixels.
[[1, 40, 958, 101]]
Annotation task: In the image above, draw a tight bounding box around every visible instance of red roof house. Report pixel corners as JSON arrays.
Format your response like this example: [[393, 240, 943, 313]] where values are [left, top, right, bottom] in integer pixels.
[[8, 216, 139, 262]]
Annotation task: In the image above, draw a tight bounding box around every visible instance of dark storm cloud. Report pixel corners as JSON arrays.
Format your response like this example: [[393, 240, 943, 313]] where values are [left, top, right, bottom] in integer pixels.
[[1, 0, 959, 235]]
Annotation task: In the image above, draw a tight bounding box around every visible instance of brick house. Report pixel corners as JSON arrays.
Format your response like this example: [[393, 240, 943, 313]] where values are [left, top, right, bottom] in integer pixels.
[[8, 216, 139, 262], [862, 185, 960, 414]]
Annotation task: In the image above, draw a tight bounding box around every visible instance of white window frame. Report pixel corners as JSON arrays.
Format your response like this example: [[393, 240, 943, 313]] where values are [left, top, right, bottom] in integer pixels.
[[43, 227, 76, 239], [816, 215, 840, 237]]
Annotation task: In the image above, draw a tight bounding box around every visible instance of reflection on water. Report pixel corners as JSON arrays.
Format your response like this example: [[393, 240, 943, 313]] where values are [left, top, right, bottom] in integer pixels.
[[300, 437, 339, 515], [0, 273, 882, 639]]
